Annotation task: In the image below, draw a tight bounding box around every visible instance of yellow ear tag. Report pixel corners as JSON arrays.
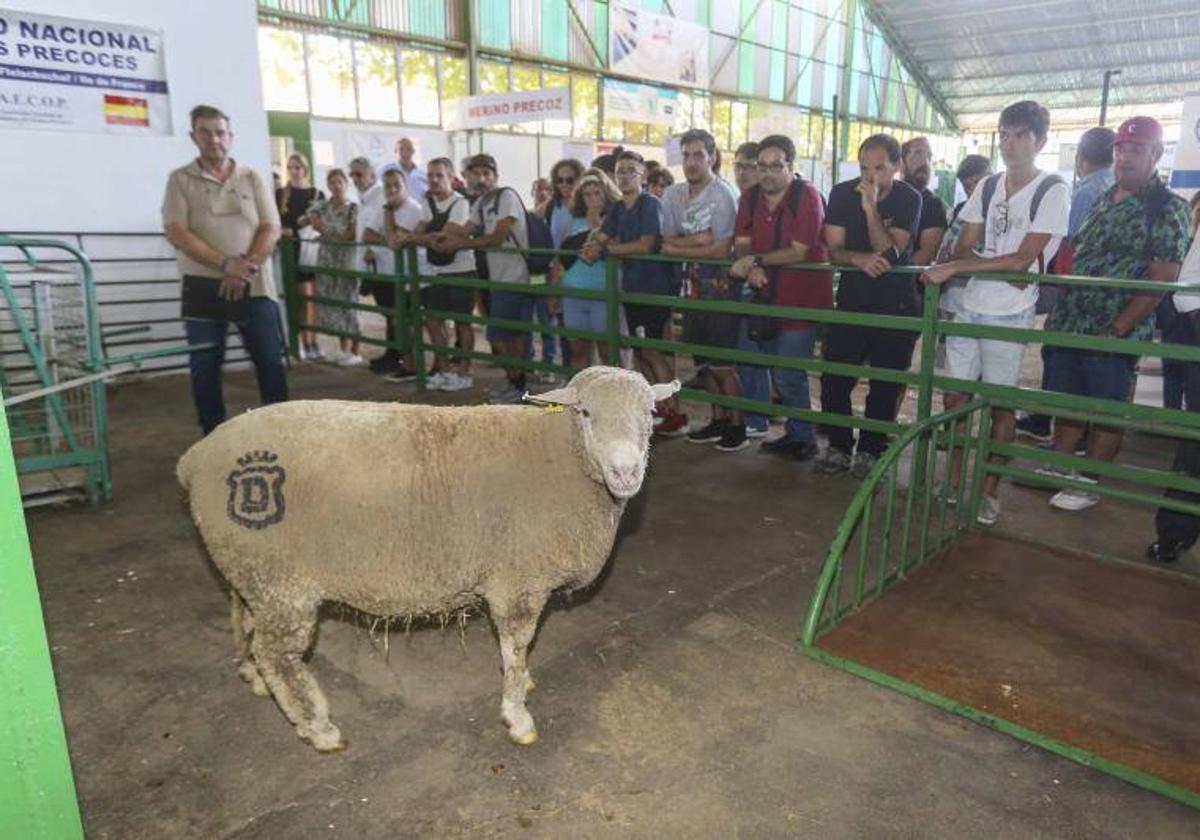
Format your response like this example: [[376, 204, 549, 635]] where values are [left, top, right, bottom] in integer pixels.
[[543, 404, 565, 414]]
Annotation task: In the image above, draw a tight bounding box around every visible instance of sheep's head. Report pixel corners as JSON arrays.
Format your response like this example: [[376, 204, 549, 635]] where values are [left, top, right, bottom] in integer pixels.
[[527, 367, 680, 499]]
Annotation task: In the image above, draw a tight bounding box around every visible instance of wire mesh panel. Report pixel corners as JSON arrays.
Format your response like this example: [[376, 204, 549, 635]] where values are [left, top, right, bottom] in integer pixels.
[[1, 243, 110, 506]]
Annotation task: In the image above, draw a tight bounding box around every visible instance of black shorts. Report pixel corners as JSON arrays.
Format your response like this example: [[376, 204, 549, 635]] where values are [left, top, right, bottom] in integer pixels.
[[421, 272, 477, 317], [683, 309, 741, 368], [624, 303, 672, 340]]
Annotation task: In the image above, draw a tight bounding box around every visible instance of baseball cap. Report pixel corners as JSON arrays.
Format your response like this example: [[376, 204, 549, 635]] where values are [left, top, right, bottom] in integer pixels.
[[466, 153, 498, 173], [1114, 116, 1162, 146]]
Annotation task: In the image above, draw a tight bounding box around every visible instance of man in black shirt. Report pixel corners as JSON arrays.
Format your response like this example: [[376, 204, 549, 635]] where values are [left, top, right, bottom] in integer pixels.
[[816, 133, 922, 478], [900, 136, 948, 266]]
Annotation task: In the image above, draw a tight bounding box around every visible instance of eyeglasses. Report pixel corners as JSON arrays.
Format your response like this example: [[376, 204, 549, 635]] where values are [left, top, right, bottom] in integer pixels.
[[555, 176, 576, 184], [614, 168, 642, 177], [755, 162, 790, 174]]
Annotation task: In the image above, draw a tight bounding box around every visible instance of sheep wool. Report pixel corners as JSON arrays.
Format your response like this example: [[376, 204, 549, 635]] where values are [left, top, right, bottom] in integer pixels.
[[177, 366, 679, 750]]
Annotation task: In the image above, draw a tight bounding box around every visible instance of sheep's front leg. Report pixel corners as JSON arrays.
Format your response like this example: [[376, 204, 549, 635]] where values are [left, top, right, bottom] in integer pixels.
[[250, 600, 346, 752], [490, 594, 547, 745]]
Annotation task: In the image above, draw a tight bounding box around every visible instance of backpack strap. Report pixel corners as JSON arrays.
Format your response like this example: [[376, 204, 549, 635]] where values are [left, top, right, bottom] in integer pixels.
[[979, 172, 1003, 223], [1142, 180, 1175, 261], [1029, 174, 1067, 222]]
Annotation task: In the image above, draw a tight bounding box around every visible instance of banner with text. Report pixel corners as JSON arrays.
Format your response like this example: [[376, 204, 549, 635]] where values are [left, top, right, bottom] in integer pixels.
[[1170, 93, 1200, 192], [445, 87, 571, 131], [610, 2, 708, 89], [603, 79, 678, 127], [0, 9, 171, 134]]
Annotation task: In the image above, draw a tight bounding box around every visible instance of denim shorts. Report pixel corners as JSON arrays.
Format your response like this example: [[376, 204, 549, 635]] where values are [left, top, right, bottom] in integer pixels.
[[486, 289, 536, 342], [562, 295, 609, 337], [944, 306, 1034, 387], [1044, 345, 1137, 403]]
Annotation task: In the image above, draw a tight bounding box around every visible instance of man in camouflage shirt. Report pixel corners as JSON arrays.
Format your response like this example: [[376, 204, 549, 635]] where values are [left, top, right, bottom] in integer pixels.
[[1043, 116, 1192, 512]]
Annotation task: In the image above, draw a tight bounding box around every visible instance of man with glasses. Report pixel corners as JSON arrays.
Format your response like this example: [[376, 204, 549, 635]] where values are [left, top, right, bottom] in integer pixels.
[[732, 141, 761, 195], [730, 134, 830, 461], [900, 137, 947, 266], [163, 104, 287, 434], [922, 100, 1070, 526], [586, 149, 687, 434], [661, 129, 745, 451]]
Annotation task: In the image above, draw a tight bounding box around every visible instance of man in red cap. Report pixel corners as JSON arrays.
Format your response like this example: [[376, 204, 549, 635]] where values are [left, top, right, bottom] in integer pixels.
[[1041, 116, 1192, 512]]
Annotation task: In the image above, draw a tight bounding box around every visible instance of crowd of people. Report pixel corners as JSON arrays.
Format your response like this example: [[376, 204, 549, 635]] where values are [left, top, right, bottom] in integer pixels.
[[164, 101, 1200, 554]]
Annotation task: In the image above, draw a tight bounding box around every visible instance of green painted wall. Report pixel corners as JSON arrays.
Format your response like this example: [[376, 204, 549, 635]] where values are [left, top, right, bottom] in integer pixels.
[[0, 396, 83, 839]]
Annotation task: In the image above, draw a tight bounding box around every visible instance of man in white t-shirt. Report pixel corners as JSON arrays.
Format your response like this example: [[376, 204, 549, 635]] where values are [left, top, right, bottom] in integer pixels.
[[461, 153, 531, 404], [922, 100, 1070, 526], [411, 156, 477, 393], [377, 165, 426, 381], [349, 156, 403, 376]]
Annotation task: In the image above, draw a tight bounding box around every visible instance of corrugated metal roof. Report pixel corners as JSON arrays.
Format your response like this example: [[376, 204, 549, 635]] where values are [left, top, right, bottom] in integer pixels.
[[866, 0, 1200, 128]]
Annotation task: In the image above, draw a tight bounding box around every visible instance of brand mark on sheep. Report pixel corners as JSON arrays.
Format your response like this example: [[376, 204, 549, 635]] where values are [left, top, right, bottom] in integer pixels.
[[226, 451, 286, 529]]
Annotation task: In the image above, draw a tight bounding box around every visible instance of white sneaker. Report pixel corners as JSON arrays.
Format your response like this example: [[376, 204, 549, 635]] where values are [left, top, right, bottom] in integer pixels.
[[1034, 463, 1072, 480], [746, 426, 769, 439], [440, 372, 473, 392], [976, 494, 1001, 526], [1050, 486, 1100, 512], [426, 371, 450, 391], [337, 353, 365, 367], [323, 349, 347, 365]]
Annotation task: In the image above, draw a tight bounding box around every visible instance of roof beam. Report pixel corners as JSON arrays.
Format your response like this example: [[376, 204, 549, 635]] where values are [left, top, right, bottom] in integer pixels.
[[933, 53, 1200, 85], [918, 31, 1200, 68], [942, 76, 1200, 101], [955, 89, 1194, 116], [859, 0, 958, 130], [882, 0, 1073, 27], [903, 6, 1200, 49]]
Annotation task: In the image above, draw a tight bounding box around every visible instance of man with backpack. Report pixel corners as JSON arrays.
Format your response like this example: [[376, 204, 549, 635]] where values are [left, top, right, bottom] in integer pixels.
[[411, 157, 477, 392], [1039, 116, 1191, 512], [730, 135, 830, 460], [922, 100, 1070, 526]]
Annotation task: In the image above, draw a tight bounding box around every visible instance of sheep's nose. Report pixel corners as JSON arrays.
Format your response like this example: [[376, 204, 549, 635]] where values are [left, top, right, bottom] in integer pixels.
[[611, 464, 640, 485]]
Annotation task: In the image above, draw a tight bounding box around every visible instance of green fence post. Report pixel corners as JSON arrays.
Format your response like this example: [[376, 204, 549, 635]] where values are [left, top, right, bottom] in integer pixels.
[[916, 280, 939, 423], [279, 236, 301, 359], [604, 257, 620, 366], [0, 406, 84, 839], [391, 245, 408, 370], [408, 246, 426, 389]]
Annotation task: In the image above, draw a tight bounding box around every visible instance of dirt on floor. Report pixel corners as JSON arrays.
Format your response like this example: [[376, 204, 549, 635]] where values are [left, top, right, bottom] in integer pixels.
[[24, 361, 1200, 838]]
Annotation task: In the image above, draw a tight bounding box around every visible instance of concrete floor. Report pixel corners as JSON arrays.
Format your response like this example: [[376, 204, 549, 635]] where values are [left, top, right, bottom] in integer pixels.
[[25, 359, 1200, 838]]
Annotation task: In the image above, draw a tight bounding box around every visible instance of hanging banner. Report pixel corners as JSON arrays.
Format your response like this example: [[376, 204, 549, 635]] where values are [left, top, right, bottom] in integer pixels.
[[610, 2, 708, 88], [603, 79, 678, 127], [1170, 94, 1200, 192], [444, 87, 571, 131], [0, 9, 171, 134]]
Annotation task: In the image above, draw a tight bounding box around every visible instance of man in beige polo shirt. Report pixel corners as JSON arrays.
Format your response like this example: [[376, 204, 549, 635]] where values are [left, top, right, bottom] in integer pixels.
[[163, 104, 288, 434]]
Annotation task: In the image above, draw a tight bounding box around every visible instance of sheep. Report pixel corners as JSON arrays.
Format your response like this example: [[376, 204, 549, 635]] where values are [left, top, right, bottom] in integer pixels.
[[177, 366, 679, 751]]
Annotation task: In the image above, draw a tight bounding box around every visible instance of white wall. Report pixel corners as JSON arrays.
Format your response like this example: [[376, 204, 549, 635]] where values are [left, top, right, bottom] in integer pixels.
[[0, 0, 270, 234]]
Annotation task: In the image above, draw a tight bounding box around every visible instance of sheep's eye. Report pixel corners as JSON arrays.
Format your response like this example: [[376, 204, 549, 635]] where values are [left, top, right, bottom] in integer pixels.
[[579, 408, 592, 419]]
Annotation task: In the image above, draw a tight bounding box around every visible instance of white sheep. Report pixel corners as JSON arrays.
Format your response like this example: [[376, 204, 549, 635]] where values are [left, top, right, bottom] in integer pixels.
[[177, 366, 678, 751]]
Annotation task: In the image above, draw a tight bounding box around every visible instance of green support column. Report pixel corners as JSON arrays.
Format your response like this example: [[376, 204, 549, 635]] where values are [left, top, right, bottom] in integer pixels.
[[837, 0, 858, 166], [0, 405, 84, 838]]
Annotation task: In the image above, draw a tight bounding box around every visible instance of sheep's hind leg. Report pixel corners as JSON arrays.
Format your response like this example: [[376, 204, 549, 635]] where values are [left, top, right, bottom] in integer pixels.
[[231, 593, 268, 696], [490, 593, 548, 745], [251, 600, 346, 752]]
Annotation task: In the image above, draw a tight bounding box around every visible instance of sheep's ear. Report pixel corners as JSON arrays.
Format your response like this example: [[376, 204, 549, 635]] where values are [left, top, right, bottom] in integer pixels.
[[525, 387, 580, 407], [650, 380, 681, 402]]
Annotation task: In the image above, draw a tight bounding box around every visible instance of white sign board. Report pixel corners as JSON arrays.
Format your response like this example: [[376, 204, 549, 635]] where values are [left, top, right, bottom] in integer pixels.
[[0, 8, 171, 134], [610, 2, 708, 88], [1169, 93, 1200, 193], [603, 79, 678, 127], [445, 87, 571, 131]]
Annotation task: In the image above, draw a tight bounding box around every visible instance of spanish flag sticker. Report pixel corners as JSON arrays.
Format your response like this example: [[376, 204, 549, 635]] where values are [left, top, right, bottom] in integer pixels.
[[104, 95, 150, 127]]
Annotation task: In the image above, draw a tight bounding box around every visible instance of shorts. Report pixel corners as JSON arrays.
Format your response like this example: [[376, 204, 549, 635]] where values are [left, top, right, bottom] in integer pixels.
[[1044, 345, 1137, 404], [944, 306, 1034, 387], [683, 309, 741, 368], [624, 303, 672, 340], [421, 272, 476, 317], [486, 289, 536, 342], [562, 295, 609, 337]]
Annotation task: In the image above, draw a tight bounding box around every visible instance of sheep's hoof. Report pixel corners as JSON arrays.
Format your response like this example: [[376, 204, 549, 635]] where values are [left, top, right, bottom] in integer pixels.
[[508, 728, 539, 746], [303, 724, 347, 752]]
